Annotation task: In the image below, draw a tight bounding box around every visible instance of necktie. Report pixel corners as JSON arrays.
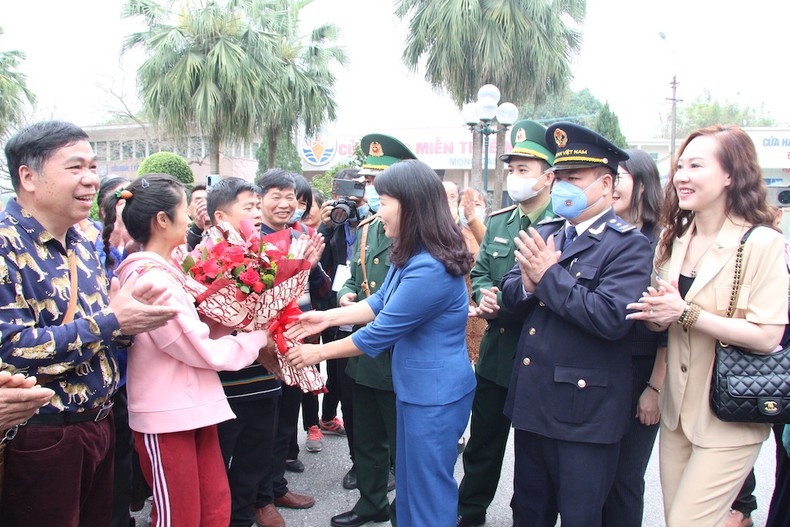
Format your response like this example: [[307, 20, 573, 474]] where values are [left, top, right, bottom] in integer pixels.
[[562, 226, 577, 251], [519, 215, 530, 233]]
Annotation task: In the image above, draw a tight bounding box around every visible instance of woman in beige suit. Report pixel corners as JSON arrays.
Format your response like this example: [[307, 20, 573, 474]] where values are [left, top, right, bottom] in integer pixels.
[[627, 125, 788, 526]]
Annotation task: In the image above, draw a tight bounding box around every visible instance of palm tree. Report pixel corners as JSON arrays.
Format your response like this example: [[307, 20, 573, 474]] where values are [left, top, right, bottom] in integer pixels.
[[396, 0, 585, 204], [248, 0, 347, 169], [0, 27, 36, 139], [122, 0, 281, 174]]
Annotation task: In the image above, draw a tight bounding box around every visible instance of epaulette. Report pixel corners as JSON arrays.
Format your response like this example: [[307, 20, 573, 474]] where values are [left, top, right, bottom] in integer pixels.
[[488, 204, 517, 217], [357, 214, 379, 228], [536, 216, 564, 226], [604, 217, 637, 233]]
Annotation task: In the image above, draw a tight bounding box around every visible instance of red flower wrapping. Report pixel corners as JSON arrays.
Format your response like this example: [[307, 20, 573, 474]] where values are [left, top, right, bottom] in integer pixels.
[[180, 225, 326, 394]]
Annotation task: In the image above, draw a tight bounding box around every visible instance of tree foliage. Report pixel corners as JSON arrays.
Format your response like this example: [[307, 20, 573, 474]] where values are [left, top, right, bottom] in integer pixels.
[[520, 88, 602, 128], [595, 102, 627, 148], [0, 27, 36, 139], [122, 0, 281, 174], [255, 130, 302, 176], [123, 0, 345, 175], [137, 151, 195, 185], [251, 0, 347, 168], [396, 0, 585, 207], [673, 91, 777, 139]]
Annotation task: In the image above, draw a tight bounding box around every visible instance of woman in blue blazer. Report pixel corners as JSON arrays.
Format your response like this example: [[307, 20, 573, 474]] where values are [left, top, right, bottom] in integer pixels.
[[286, 159, 476, 527]]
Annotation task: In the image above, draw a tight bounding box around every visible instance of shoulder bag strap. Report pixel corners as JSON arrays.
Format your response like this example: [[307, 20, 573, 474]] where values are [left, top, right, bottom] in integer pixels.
[[359, 222, 372, 298], [62, 250, 79, 324], [725, 226, 762, 318]]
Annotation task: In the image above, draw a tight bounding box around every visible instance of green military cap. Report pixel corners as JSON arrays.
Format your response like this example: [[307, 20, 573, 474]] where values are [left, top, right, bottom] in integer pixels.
[[500, 120, 555, 165], [358, 134, 417, 176]]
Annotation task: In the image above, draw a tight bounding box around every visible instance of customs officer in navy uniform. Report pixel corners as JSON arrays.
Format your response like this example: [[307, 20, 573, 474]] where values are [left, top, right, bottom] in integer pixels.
[[500, 123, 653, 527], [331, 134, 417, 527], [457, 120, 555, 527]]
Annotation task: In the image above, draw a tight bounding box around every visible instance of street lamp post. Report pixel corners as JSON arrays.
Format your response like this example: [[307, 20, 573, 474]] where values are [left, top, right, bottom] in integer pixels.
[[462, 84, 519, 193]]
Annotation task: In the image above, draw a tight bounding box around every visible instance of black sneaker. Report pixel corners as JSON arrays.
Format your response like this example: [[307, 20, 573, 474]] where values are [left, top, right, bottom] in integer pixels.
[[285, 458, 305, 473]]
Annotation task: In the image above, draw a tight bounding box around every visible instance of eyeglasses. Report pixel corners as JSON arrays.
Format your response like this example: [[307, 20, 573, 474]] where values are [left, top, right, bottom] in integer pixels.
[[614, 171, 631, 188]]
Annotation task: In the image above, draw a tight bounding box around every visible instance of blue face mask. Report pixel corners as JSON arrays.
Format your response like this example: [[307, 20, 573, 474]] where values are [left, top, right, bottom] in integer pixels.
[[289, 208, 305, 224], [551, 177, 603, 220], [366, 184, 380, 212], [357, 204, 370, 219]]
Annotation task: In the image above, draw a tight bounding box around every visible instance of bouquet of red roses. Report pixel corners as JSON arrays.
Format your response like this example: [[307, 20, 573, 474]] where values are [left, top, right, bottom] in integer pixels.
[[180, 221, 326, 394]]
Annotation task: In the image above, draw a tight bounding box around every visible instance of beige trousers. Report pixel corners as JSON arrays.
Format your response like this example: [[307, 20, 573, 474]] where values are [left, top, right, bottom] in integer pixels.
[[659, 422, 762, 527]]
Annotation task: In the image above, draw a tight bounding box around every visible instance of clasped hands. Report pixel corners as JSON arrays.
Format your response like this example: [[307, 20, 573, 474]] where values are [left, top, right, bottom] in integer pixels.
[[515, 227, 560, 292], [625, 276, 686, 327], [469, 287, 500, 319]]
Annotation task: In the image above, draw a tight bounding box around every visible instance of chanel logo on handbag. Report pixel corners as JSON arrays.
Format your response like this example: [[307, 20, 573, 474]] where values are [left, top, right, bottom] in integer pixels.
[[764, 400, 779, 414]]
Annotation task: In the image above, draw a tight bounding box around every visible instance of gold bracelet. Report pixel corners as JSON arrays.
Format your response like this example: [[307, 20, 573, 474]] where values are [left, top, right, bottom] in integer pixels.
[[680, 302, 701, 330], [677, 303, 691, 325]]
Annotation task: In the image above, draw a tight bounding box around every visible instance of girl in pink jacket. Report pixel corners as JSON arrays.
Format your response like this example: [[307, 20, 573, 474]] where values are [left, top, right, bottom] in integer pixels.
[[106, 174, 268, 527]]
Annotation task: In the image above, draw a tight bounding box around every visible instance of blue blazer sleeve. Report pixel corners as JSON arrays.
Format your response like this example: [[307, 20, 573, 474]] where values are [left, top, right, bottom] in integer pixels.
[[352, 254, 456, 357]]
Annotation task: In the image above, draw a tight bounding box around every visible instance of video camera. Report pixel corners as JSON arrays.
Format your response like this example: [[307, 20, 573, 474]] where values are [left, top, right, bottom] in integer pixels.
[[328, 179, 366, 224]]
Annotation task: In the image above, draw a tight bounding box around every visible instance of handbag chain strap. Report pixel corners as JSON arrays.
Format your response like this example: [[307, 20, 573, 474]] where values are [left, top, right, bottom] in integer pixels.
[[725, 226, 761, 318]]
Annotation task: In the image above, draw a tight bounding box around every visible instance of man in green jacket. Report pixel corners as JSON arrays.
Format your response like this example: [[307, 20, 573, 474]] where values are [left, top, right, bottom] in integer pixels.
[[457, 120, 556, 527], [330, 134, 416, 527]]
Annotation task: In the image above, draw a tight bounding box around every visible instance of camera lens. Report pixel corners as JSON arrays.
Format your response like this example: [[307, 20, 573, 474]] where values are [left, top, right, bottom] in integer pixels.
[[779, 190, 790, 206], [330, 203, 351, 224]]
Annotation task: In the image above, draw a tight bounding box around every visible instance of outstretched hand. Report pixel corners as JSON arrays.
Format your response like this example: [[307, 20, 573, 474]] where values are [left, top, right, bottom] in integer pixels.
[[109, 273, 179, 335], [285, 344, 324, 369], [284, 310, 330, 341]]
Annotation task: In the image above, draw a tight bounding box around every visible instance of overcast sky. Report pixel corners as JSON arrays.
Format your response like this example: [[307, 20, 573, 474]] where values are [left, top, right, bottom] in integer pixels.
[[2, 0, 789, 140]]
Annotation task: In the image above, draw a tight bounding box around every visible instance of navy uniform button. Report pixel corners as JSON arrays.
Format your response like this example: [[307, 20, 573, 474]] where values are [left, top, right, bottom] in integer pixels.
[[577, 379, 587, 389], [370, 281, 377, 289], [522, 357, 531, 366], [538, 301, 545, 307], [373, 257, 380, 264], [528, 328, 536, 336], [499, 327, 505, 334]]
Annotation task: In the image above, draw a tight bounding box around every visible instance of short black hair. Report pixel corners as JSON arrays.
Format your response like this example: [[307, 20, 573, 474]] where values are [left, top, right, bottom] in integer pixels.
[[206, 177, 259, 223], [189, 184, 207, 205], [4, 120, 90, 192], [255, 168, 296, 195]]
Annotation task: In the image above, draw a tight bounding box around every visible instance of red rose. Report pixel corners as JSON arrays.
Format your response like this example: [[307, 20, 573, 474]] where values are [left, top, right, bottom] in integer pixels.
[[202, 258, 221, 279], [224, 245, 246, 265], [239, 267, 260, 286], [211, 240, 230, 259], [252, 281, 265, 293]]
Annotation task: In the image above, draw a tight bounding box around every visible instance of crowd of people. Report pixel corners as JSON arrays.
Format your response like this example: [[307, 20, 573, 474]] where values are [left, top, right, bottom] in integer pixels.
[[1, 117, 789, 527]]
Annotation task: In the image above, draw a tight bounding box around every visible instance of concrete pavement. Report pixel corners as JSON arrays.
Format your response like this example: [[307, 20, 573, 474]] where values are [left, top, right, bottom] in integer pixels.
[[132, 417, 778, 526]]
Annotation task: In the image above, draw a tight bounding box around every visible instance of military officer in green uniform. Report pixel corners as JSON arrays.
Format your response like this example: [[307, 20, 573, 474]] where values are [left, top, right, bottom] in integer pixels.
[[330, 134, 416, 527], [457, 120, 556, 527]]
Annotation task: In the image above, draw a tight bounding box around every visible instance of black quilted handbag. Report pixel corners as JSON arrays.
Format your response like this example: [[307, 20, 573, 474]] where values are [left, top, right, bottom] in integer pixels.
[[709, 226, 790, 423]]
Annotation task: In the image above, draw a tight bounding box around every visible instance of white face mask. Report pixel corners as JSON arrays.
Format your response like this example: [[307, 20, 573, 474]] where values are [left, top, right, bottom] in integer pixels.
[[507, 174, 541, 203], [458, 206, 487, 225]]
